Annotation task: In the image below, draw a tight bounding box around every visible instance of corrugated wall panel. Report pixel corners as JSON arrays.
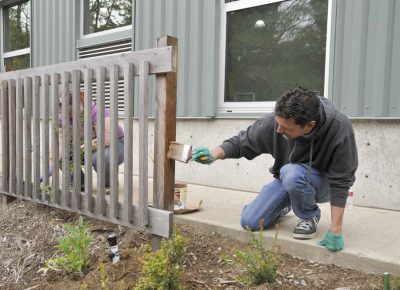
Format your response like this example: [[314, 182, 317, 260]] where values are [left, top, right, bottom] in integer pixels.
[[332, 0, 400, 118], [135, 0, 220, 117], [32, 0, 79, 66]]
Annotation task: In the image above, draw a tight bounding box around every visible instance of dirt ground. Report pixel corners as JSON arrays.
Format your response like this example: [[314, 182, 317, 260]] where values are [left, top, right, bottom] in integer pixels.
[[0, 198, 386, 290]]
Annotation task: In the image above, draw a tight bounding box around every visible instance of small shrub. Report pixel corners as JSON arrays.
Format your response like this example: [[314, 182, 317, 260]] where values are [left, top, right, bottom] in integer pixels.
[[134, 229, 187, 290], [393, 276, 400, 290], [99, 263, 109, 290], [234, 222, 280, 286], [39, 216, 93, 275]]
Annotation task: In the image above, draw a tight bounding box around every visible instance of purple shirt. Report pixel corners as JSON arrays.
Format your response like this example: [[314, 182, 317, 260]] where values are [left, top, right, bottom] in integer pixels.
[[58, 102, 124, 139], [91, 103, 124, 139]]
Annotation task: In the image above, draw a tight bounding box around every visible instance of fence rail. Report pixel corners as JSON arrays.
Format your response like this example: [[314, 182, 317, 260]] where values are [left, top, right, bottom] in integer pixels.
[[0, 36, 177, 240]]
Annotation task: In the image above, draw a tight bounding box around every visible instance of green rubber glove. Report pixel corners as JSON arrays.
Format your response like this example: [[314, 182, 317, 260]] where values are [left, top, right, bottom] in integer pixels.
[[318, 230, 344, 252], [192, 146, 215, 164]]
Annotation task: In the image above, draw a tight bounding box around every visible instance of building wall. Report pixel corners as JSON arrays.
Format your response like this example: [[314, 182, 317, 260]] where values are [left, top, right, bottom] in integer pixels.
[[31, 0, 79, 66], [331, 0, 400, 118], [135, 0, 220, 117]]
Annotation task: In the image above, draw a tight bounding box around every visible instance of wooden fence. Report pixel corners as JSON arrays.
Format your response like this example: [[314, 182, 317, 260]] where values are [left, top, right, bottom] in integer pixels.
[[0, 36, 177, 242]]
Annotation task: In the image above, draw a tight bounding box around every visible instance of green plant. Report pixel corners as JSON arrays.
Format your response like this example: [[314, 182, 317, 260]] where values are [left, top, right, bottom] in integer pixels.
[[393, 276, 400, 290], [134, 229, 187, 290], [234, 222, 280, 286], [99, 263, 109, 290], [39, 216, 93, 275]]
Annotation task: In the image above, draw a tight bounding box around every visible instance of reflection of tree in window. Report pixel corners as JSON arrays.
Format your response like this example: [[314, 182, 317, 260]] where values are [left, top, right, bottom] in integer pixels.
[[4, 1, 30, 52], [86, 0, 132, 34], [225, 0, 328, 102]]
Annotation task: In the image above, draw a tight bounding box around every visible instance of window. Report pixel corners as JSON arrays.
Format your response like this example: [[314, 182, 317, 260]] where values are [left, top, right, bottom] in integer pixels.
[[79, 0, 133, 113], [1, 0, 31, 71], [83, 0, 132, 35], [219, 0, 329, 114]]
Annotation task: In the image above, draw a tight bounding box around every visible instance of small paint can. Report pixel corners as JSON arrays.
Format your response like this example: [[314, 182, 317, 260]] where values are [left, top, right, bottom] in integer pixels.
[[174, 183, 187, 208], [107, 233, 120, 263]]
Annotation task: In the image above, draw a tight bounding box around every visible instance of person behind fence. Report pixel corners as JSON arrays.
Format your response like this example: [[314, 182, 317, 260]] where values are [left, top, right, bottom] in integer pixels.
[[50, 90, 125, 191], [192, 87, 358, 252]]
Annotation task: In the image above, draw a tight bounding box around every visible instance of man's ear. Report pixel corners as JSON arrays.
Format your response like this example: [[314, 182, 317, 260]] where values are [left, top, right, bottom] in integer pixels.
[[307, 120, 317, 131]]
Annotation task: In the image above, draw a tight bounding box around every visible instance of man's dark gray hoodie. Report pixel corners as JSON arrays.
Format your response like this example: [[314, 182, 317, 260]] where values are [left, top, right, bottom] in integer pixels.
[[220, 97, 358, 208]]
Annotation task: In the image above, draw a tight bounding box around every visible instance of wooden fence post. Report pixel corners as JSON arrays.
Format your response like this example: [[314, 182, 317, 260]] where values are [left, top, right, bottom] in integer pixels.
[[152, 35, 178, 250]]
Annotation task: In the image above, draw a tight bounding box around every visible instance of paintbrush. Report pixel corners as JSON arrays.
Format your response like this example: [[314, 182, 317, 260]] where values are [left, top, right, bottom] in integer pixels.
[[168, 142, 193, 163], [167, 142, 210, 163]]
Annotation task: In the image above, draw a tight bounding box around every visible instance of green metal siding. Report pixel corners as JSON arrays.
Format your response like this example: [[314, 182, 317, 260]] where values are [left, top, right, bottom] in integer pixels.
[[135, 0, 220, 117], [331, 0, 400, 118], [31, 0, 79, 66]]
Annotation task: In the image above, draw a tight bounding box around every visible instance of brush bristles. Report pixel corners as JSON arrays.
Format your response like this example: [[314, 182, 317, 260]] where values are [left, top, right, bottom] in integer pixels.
[[168, 142, 192, 163]]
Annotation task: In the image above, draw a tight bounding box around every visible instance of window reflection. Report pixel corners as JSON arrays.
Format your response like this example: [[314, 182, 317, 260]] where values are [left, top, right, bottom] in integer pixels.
[[5, 54, 30, 72], [225, 0, 328, 102], [4, 1, 30, 52], [84, 0, 132, 34]]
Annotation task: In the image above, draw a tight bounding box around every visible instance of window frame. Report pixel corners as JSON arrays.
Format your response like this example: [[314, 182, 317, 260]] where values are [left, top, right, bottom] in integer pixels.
[[217, 0, 333, 115], [79, 0, 133, 45], [0, 0, 31, 72]]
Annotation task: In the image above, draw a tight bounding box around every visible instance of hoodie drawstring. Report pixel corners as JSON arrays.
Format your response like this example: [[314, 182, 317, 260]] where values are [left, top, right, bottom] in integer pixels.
[[307, 139, 314, 182]]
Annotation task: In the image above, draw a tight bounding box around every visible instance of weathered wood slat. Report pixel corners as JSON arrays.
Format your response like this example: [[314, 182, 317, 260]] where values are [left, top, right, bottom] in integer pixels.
[[8, 79, 16, 194], [51, 73, 60, 204], [96, 66, 106, 216], [61, 72, 71, 207], [16, 78, 24, 195], [32, 76, 41, 200], [123, 64, 134, 223], [139, 61, 150, 226], [24, 77, 32, 198], [72, 70, 82, 210], [109, 65, 119, 219], [41, 75, 50, 201], [0, 47, 177, 81], [84, 69, 93, 213], [1, 80, 9, 192]]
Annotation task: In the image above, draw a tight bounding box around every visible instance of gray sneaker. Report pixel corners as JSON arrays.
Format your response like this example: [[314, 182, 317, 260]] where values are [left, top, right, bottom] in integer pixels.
[[293, 216, 320, 239]]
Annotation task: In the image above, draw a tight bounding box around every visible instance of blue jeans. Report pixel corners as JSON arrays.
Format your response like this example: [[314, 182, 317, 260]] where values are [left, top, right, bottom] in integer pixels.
[[240, 163, 330, 230], [92, 137, 125, 187]]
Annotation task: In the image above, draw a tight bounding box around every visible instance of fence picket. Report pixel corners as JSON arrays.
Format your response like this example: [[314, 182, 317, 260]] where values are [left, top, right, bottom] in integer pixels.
[[84, 69, 93, 213], [110, 65, 119, 219], [24, 77, 32, 198], [16, 78, 23, 196], [139, 61, 150, 226], [8, 79, 16, 194], [123, 63, 134, 223], [42, 75, 50, 201], [72, 70, 82, 210], [61, 72, 71, 207], [96, 66, 106, 216], [51, 73, 60, 204], [1, 80, 9, 192], [33, 76, 41, 200]]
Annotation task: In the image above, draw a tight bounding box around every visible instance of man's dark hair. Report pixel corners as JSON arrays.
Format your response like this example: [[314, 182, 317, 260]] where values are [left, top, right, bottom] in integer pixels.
[[274, 87, 321, 127]]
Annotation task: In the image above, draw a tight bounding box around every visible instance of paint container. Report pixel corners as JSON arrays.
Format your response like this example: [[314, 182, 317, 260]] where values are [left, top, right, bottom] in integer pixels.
[[174, 183, 187, 208], [107, 233, 120, 263]]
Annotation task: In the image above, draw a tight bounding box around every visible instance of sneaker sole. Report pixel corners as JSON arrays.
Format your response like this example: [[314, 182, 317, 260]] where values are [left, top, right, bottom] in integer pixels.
[[293, 232, 317, 240]]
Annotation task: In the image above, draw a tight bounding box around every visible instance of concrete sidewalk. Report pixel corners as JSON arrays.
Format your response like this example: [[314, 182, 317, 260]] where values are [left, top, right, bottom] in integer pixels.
[[174, 183, 400, 276]]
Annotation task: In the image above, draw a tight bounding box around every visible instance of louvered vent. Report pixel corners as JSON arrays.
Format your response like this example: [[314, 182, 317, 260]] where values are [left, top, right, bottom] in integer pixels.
[[78, 39, 132, 112]]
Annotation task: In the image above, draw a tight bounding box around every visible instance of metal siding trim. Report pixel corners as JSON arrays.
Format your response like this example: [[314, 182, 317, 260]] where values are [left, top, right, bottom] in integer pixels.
[[389, 0, 400, 117]]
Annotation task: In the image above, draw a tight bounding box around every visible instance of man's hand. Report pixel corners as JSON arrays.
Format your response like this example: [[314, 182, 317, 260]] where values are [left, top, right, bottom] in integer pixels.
[[192, 146, 215, 164], [318, 230, 344, 252]]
